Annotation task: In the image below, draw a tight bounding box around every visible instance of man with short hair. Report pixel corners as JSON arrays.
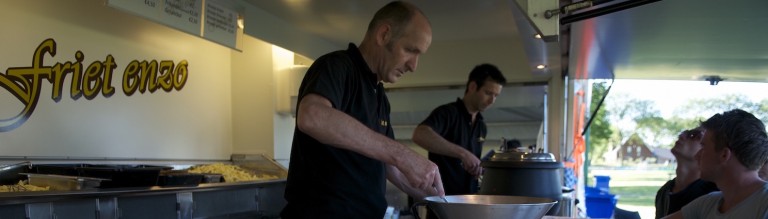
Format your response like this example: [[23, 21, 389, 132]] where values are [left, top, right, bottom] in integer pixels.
[[412, 63, 506, 218], [281, 1, 444, 218], [655, 128, 718, 218], [663, 109, 768, 219]]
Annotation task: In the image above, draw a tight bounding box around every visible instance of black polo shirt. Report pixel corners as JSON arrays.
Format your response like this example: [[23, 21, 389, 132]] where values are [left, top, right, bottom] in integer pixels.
[[420, 98, 486, 195], [655, 178, 719, 218], [282, 43, 393, 219]]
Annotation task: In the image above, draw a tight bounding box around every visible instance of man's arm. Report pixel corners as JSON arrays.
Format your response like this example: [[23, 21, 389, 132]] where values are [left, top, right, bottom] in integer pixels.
[[297, 94, 444, 195], [412, 125, 482, 177]]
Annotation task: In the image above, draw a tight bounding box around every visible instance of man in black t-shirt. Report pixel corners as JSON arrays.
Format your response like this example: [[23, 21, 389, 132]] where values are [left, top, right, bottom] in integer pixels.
[[655, 128, 719, 218], [281, 1, 444, 218], [412, 64, 506, 218]]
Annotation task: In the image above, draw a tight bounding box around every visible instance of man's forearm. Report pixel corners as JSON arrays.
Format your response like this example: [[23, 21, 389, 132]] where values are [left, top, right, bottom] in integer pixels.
[[297, 94, 409, 165], [412, 125, 468, 159]]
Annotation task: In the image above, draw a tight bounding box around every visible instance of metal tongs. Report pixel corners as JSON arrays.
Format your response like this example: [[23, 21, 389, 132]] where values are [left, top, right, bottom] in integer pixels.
[[0, 161, 31, 171], [433, 187, 448, 202]]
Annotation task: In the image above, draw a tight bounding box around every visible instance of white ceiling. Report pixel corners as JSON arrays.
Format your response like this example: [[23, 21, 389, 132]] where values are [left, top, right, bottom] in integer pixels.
[[243, 0, 768, 82], [569, 0, 768, 82], [241, 0, 520, 44], [240, 0, 768, 143]]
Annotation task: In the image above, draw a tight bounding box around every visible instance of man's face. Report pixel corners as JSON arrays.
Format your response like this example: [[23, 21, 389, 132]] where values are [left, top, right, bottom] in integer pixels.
[[696, 130, 723, 181], [379, 15, 432, 83], [671, 129, 704, 161], [467, 80, 502, 112]]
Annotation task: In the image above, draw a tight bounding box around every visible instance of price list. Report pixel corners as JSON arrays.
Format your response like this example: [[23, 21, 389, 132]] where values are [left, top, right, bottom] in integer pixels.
[[107, 0, 239, 49]]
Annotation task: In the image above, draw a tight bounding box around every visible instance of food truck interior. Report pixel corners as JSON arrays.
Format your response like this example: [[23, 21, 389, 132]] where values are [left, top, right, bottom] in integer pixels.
[[1, 0, 766, 218]]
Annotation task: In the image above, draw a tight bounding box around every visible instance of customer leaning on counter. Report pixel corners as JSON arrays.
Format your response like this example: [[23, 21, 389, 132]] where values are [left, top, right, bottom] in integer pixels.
[[281, 1, 444, 219]]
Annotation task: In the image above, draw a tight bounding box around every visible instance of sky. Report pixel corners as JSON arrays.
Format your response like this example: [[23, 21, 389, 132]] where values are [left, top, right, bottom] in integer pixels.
[[604, 79, 768, 117], [594, 79, 768, 146]]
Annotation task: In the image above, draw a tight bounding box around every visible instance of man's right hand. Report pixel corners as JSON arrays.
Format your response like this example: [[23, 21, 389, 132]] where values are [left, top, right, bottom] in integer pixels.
[[395, 149, 445, 197], [460, 151, 483, 178]]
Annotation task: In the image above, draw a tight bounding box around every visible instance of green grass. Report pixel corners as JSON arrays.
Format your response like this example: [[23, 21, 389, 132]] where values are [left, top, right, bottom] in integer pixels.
[[586, 168, 673, 207], [609, 186, 659, 206]]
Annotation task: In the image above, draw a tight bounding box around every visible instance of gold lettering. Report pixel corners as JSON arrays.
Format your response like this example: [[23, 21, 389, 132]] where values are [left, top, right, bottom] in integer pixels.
[[69, 51, 84, 100], [157, 61, 174, 92], [122, 60, 140, 96], [0, 38, 55, 132], [51, 61, 74, 102], [102, 55, 116, 97], [173, 60, 188, 90], [139, 60, 157, 93], [82, 60, 103, 100], [0, 38, 190, 132]]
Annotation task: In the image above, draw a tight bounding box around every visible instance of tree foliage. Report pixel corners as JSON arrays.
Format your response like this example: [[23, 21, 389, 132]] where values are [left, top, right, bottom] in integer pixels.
[[679, 94, 768, 124], [586, 82, 613, 163], [585, 83, 768, 165]]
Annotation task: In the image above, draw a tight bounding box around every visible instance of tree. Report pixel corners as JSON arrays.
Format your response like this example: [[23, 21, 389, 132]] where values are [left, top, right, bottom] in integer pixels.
[[680, 94, 768, 124], [586, 82, 768, 165], [586, 82, 613, 163]]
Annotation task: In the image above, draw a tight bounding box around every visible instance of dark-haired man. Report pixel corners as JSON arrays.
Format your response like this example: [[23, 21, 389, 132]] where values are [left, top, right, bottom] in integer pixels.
[[663, 109, 768, 219], [412, 64, 506, 219], [655, 128, 718, 218]]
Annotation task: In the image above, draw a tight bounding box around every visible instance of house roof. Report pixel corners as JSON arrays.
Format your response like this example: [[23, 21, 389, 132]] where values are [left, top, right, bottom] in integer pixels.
[[651, 147, 676, 161]]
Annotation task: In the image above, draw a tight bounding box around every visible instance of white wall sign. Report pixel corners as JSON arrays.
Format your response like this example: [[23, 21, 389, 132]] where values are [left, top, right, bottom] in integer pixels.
[[160, 0, 203, 35], [108, 0, 237, 45], [203, 1, 238, 49], [108, 0, 202, 35]]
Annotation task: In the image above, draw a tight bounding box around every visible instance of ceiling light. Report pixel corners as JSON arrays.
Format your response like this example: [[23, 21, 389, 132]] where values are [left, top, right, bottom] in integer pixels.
[[237, 15, 245, 29], [536, 64, 546, 69], [534, 34, 542, 39]]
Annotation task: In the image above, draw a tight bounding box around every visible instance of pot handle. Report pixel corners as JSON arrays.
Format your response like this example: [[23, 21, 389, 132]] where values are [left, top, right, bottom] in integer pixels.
[[410, 201, 428, 219]]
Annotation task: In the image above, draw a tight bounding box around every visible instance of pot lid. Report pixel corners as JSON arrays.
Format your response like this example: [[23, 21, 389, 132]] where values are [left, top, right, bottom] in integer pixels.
[[488, 151, 556, 162]]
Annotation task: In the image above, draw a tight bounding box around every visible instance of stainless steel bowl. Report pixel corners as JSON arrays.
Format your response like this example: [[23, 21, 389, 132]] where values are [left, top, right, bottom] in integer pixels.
[[417, 195, 556, 219]]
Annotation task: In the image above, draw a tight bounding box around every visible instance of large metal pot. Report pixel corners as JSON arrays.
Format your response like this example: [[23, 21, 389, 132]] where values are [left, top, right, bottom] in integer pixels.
[[413, 195, 556, 219], [480, 151, 564, 215]]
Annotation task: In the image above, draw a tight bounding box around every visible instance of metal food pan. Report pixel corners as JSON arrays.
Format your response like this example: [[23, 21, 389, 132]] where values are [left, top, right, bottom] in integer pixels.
[[157, 173, 204, 187], [201, 174, 223, 183], [157, 170, 204, 187], [35, 164, 172, 188], [21, 173, 109, 191], [78, 165, 172, 188], [34, 164, 88, 176], [0, 162, 33, 185]]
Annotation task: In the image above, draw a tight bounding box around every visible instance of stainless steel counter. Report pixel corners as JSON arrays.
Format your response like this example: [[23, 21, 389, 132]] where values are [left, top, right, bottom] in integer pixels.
[[0, 155, 288, 219], [0, 179, 286, 219]]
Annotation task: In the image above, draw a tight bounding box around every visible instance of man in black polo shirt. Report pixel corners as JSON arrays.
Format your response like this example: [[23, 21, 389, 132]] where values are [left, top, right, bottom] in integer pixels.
[[654, 128, 718, 218], [412, 63, 506, 218], [281, 1, 444, 218]]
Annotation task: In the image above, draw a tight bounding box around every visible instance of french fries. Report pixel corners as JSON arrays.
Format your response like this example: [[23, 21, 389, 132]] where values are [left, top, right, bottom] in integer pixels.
[[188, 163, 278, 182], [0, 180, 50, 192]]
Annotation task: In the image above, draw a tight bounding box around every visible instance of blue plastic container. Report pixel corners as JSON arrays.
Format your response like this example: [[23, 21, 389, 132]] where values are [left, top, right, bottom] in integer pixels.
[[594, 175, 611, 192], [585, 186, 618, 218]]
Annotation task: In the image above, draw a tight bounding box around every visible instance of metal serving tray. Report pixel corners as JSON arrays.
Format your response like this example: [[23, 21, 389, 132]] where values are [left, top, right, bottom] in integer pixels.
[[20, 173, 109, 191]]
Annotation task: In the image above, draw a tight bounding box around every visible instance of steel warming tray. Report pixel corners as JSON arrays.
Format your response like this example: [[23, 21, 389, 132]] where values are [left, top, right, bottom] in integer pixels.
[[34, 164, 171, 188], [20, 173, 109, 191]]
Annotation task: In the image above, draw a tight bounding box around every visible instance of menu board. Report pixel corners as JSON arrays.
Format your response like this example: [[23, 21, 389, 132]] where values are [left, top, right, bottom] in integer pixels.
[[203, 1, 238, 49], [107, 0, 239, 49], [161, 0, 203, 35]]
